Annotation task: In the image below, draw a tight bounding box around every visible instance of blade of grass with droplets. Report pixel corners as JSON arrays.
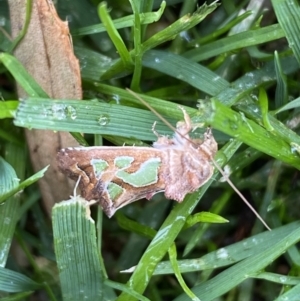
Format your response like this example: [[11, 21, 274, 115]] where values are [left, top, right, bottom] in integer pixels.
[[142, 50, 298, 106], [0, 157, 20, 266], [14, 98, 175, 141], [129, 0, 143, 90], [0, 53, 48, 98], [52, 197, 111, 300], [0, 165, 48, 204], [97, 3, 133, 68], [174, 222, 300, 301], [169, 244, 200, 301], [151, 222, 300, 275], [183, 24, 285, 62], [0, 267, 41, 293], [274, 51, 289, 115], [101, 1, 219, 80], [273, 0, 300, 64], [183, 191, 232, 256], [72, 2, 166, 36]]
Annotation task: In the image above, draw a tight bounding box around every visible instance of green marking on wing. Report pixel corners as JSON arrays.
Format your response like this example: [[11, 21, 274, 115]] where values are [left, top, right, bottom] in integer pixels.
[[116, 158, 161, 187], [91, 159, 109, 178], [107, 182, 124, 201], [114, 156, 134, 168]]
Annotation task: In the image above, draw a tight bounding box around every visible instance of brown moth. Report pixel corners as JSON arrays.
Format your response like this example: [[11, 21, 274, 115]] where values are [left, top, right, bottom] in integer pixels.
[[57, 108, 217, 218]]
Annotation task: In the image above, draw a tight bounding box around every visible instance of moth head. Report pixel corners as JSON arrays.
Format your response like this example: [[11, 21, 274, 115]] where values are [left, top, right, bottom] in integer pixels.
[[176, 120, 189, 135]]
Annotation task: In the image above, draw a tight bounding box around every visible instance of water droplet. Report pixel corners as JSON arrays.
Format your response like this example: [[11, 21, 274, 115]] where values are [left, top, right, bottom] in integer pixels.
[[219, 165, 231, 182], [251, 238, 258, 244], [4, 217, 11, 225], [52, 104, 67, 120], [100, 37, 113, 52], [290, 142, 300, 155], [179, 31, 191, 42], [0, 16, 6, 26], [279, 276, 287, 283], [213, 76, 221, 82], [229, 120, 238, 131], [154, 57, 161, 63], [216, 248, 229, 259], [41, 105, 52, 118], [65, 105, 77, 120], [98, 114, 110, 126], [215, 152, 227, 166]]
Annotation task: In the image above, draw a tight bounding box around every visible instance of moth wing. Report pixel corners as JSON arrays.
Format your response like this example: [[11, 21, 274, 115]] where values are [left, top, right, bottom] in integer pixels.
[[57, 146, 166, 217]]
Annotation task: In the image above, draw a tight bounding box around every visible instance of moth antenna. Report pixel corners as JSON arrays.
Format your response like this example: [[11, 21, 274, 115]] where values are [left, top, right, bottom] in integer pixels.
[[126, 88, 177, 132], [126, 88, 197, 145], [211, 158, 271, 231]]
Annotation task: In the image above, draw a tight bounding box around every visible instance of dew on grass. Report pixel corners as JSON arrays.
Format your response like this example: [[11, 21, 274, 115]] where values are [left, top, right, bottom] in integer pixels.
[[52, 104, 67, 120], [66, 105, 77, 120], [98, 114, 110, 126]]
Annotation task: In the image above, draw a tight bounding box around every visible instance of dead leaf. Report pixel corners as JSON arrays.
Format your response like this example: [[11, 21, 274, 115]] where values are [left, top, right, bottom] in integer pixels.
[[9, 0, 82, 215]]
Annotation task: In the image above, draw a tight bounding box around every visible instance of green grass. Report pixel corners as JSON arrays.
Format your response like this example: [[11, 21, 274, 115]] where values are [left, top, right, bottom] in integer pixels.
[[1, 0, 300, 300]]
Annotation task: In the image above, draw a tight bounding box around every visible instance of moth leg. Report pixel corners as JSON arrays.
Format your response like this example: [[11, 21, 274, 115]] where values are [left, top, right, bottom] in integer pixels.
[[152, 121, 160, 138], [176, 106, 193, 135], [203, 127, 211, 138], [87, 200, 97, 206], [152, 121, 174, 147], [72, 175, 82, 197]]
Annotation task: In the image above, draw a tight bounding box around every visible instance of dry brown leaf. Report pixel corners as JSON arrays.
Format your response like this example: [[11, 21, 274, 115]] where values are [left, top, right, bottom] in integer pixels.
[[9, 0, 82, 215]]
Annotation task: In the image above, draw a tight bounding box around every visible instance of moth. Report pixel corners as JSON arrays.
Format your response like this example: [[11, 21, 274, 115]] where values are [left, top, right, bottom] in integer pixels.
[[57, 107, 218, 218]]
